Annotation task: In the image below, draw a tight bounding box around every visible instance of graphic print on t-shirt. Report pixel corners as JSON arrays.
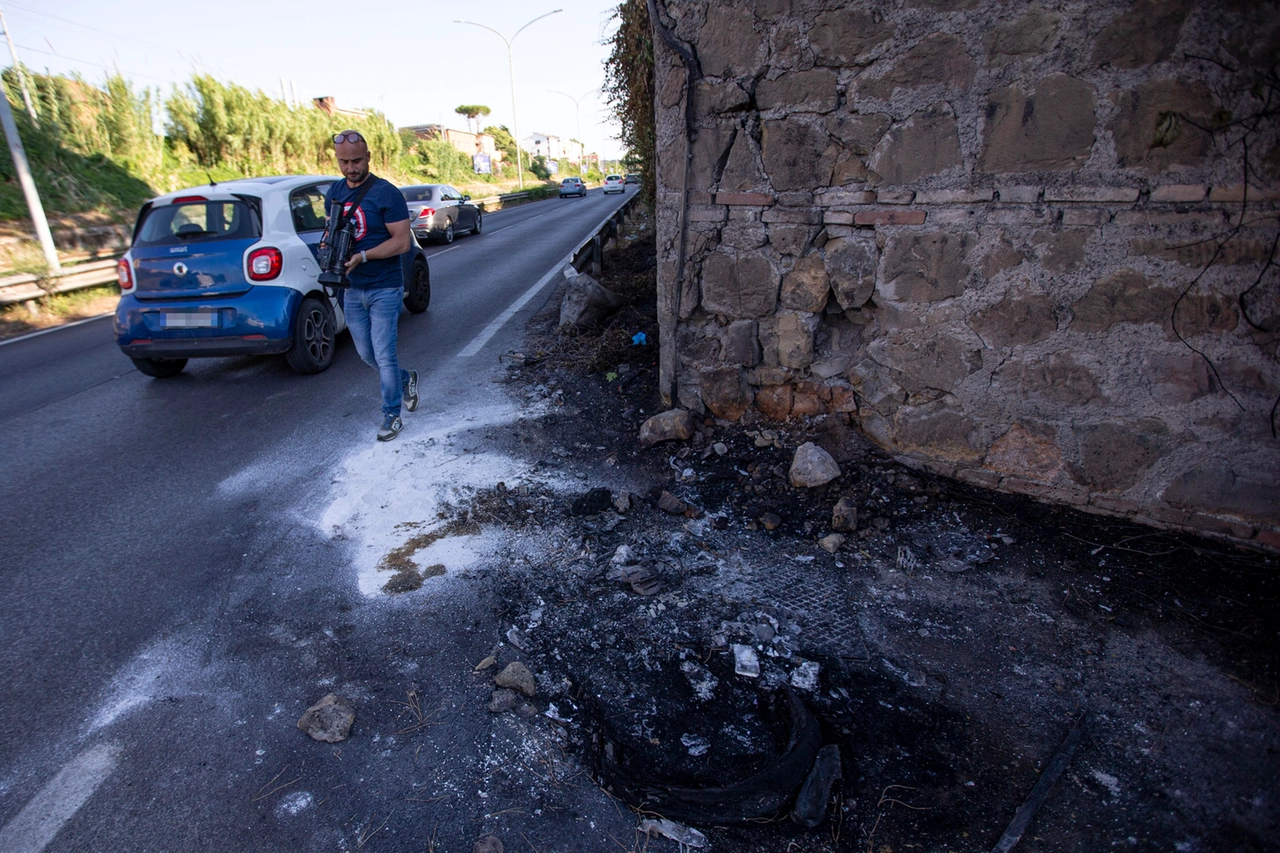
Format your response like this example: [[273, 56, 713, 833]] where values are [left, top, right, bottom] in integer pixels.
[[341, 203, 368, 240]]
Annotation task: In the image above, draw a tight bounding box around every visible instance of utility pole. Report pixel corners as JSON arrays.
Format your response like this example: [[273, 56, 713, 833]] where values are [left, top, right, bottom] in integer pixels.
[[455, 10, 562, 190], [0, 5, 37, 125], [0, 68, 59, 273], [550, 90, 592, 176]]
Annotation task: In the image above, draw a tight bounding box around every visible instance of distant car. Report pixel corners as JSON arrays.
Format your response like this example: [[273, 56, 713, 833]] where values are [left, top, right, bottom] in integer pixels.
[[603, 175, 625, 194], [624, 173, 639, 185], [400, 184, 481, 244], [559, 177, 586, 198], [114, 175, 431, 378]]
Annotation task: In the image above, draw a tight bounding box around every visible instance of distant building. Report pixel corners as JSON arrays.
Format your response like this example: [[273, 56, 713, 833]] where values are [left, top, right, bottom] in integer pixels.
[[522, 132, 584, 168], [404, 124, 501, 163], [312, 97, 369, 119]]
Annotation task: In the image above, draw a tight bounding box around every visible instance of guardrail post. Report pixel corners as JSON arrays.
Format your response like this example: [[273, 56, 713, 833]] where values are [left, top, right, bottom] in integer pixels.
[[591, 234, 603, 278]]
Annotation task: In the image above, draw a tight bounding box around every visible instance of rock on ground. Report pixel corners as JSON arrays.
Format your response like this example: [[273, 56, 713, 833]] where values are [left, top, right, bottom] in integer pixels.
[[832, 495, 859, 531], [658, 490, 693, 516], [819, 533, 846, 552], [559, 271, 625, 328], [639, 409, 695, 447], [789, 442, 841, 487], [488, 688, 519, 713], [494, 661, 536, 697], [297, 694, 355, 743]]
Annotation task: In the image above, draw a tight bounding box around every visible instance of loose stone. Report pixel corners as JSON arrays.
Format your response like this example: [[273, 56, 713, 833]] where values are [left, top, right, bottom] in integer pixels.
[[487, 688, 519, 713], [820, 533, 846, 553], [790, 442, 842, 488], [640, 409, 695, 447], [832, 496, 859, 531], [297, 694, 355, 743], [495, 661, 537, 697]]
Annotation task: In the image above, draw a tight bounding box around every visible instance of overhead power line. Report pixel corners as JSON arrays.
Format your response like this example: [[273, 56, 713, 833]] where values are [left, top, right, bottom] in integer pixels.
[[11, 41, 181, 84], [3, 0, 188, 62]]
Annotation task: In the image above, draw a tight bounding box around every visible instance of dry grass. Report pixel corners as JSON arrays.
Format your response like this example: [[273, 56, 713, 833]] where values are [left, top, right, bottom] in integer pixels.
[[379, 517, 480, 595], [522, 212, 658, 377], [0, 283, 120, 341]]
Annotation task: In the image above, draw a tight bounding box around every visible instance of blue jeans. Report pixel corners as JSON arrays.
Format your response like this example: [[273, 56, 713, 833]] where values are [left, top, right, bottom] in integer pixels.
[[344, 286, 409, 417]]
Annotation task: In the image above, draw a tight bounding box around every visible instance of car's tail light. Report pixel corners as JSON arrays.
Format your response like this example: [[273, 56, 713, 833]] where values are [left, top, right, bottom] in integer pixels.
[[417, 207, 435, 220], [117, 257, 133, 290], [247, 247, 283, 281], [172, 195, 208, 204]]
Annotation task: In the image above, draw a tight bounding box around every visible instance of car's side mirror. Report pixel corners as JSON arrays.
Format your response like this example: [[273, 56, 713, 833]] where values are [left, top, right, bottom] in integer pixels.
[[463, 194, 471, 202]]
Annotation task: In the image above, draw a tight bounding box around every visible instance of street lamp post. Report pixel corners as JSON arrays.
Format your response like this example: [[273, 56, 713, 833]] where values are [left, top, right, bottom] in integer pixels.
[[550, 90, 592, 176], [455, 10, 562, 190]]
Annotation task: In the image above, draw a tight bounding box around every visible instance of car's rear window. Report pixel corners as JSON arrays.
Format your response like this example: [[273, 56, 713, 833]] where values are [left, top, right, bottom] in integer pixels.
[[401, 186, 437, 202], [134, 200, 260, 248]]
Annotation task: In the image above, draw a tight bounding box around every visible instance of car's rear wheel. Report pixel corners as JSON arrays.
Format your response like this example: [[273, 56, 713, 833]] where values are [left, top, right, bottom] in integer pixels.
[[286, 296, 335, 374], [441, 219, 454, 244], [132, 357, 187, 378], [404, 260, 431, 313], [472, 211, 482, 235]]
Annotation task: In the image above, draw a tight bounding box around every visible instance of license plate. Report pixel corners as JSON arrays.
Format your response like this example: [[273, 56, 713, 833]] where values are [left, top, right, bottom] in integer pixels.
[[162, 311, 218, 329]]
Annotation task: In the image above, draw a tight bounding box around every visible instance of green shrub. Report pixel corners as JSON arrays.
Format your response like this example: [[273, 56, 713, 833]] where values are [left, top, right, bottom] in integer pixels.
[[0, 68, 565, 222]]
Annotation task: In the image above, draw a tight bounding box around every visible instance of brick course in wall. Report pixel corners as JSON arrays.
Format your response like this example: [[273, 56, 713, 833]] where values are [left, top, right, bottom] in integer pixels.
[[651, 0, 1280, 549]]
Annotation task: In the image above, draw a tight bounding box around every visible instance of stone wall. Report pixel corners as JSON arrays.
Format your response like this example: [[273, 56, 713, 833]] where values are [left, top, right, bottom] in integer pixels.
[[650, 0, 1280, 548]]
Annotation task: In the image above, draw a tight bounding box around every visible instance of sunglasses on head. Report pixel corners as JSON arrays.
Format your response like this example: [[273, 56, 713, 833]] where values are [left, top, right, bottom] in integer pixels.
[[333, 131, 364, 144]]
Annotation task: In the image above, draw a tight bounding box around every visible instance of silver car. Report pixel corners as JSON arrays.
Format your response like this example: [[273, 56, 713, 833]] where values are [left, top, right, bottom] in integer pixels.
[[559, 177, 586, 198], [400, 184, 482, 244]]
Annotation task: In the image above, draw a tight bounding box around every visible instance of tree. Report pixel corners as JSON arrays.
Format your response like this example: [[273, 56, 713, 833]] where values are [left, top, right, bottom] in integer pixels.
[[484, 124, 518, 174], [455, 104, 490, 134], [529, 155, 551, 180], [603, 0, 654, 201]]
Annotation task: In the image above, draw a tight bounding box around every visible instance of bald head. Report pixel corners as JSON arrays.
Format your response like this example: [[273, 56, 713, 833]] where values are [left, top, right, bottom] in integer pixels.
[[334, 130, 371, 187]]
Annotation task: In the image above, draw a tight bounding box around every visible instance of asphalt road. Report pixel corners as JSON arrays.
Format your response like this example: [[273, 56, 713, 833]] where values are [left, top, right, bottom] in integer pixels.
[[0, 187, 638, 852]]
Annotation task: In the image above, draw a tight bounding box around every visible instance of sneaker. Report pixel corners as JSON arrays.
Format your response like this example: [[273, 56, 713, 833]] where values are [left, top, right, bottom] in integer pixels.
[[403, 369, 419, 412], [377, 414, 403, 442]]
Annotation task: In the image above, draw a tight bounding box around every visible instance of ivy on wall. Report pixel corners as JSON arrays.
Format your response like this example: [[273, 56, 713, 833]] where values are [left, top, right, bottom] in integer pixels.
[[603, 0, 655, 202]]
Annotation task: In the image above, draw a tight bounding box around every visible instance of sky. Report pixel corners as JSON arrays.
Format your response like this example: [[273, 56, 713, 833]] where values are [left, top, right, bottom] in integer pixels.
[[2, 0, 627, 157]]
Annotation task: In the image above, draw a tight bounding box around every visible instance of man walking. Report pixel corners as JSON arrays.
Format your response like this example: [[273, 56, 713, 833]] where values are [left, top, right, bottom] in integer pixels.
[[325, 130, 419, 441]]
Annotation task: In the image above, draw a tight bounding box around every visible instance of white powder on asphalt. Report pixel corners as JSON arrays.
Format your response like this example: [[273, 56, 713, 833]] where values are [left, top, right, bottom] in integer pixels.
[[317, 393, 574, 597], [88, 631, 204, 733]]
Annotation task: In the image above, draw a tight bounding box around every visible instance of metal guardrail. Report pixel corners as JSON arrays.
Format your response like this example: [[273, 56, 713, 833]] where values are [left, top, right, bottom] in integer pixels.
[[569, 194, 640, 278], [0, 256, 121, 308], [0, 189, 636, 308]]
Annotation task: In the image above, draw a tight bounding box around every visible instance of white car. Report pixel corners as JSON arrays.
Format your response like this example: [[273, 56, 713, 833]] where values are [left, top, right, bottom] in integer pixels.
[[114, 175, 431, 377], [603, 174, 625, 194]]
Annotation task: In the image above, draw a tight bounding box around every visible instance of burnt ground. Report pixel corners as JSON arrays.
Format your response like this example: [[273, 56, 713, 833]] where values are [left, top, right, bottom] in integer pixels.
[[395, 218, 1280, 852]]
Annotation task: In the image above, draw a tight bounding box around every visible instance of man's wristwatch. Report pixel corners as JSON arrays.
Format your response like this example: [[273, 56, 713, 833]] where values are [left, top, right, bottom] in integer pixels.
[[359, 250, 368, 264]]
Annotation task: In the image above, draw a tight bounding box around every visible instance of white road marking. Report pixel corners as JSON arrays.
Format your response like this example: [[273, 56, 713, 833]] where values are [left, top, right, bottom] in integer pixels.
[[456, 200, 631, 359], [0, 313, 113, 348], [456, 262, 565, 358], [0, 743, 122, 853]]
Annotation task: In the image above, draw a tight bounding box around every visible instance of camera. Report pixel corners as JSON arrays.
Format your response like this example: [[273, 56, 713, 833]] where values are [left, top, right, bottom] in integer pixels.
[[318, 215, 356, 288]]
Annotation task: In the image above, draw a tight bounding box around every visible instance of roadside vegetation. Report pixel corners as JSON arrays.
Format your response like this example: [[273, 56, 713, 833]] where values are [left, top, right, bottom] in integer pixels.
[[0, 68, 614, 230], [603, 0, 654, 202], [0, 281, 119, 340]]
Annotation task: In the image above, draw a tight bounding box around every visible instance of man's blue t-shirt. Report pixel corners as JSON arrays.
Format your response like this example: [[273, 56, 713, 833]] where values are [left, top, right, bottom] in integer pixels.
[[324, 176, 410, 289]]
